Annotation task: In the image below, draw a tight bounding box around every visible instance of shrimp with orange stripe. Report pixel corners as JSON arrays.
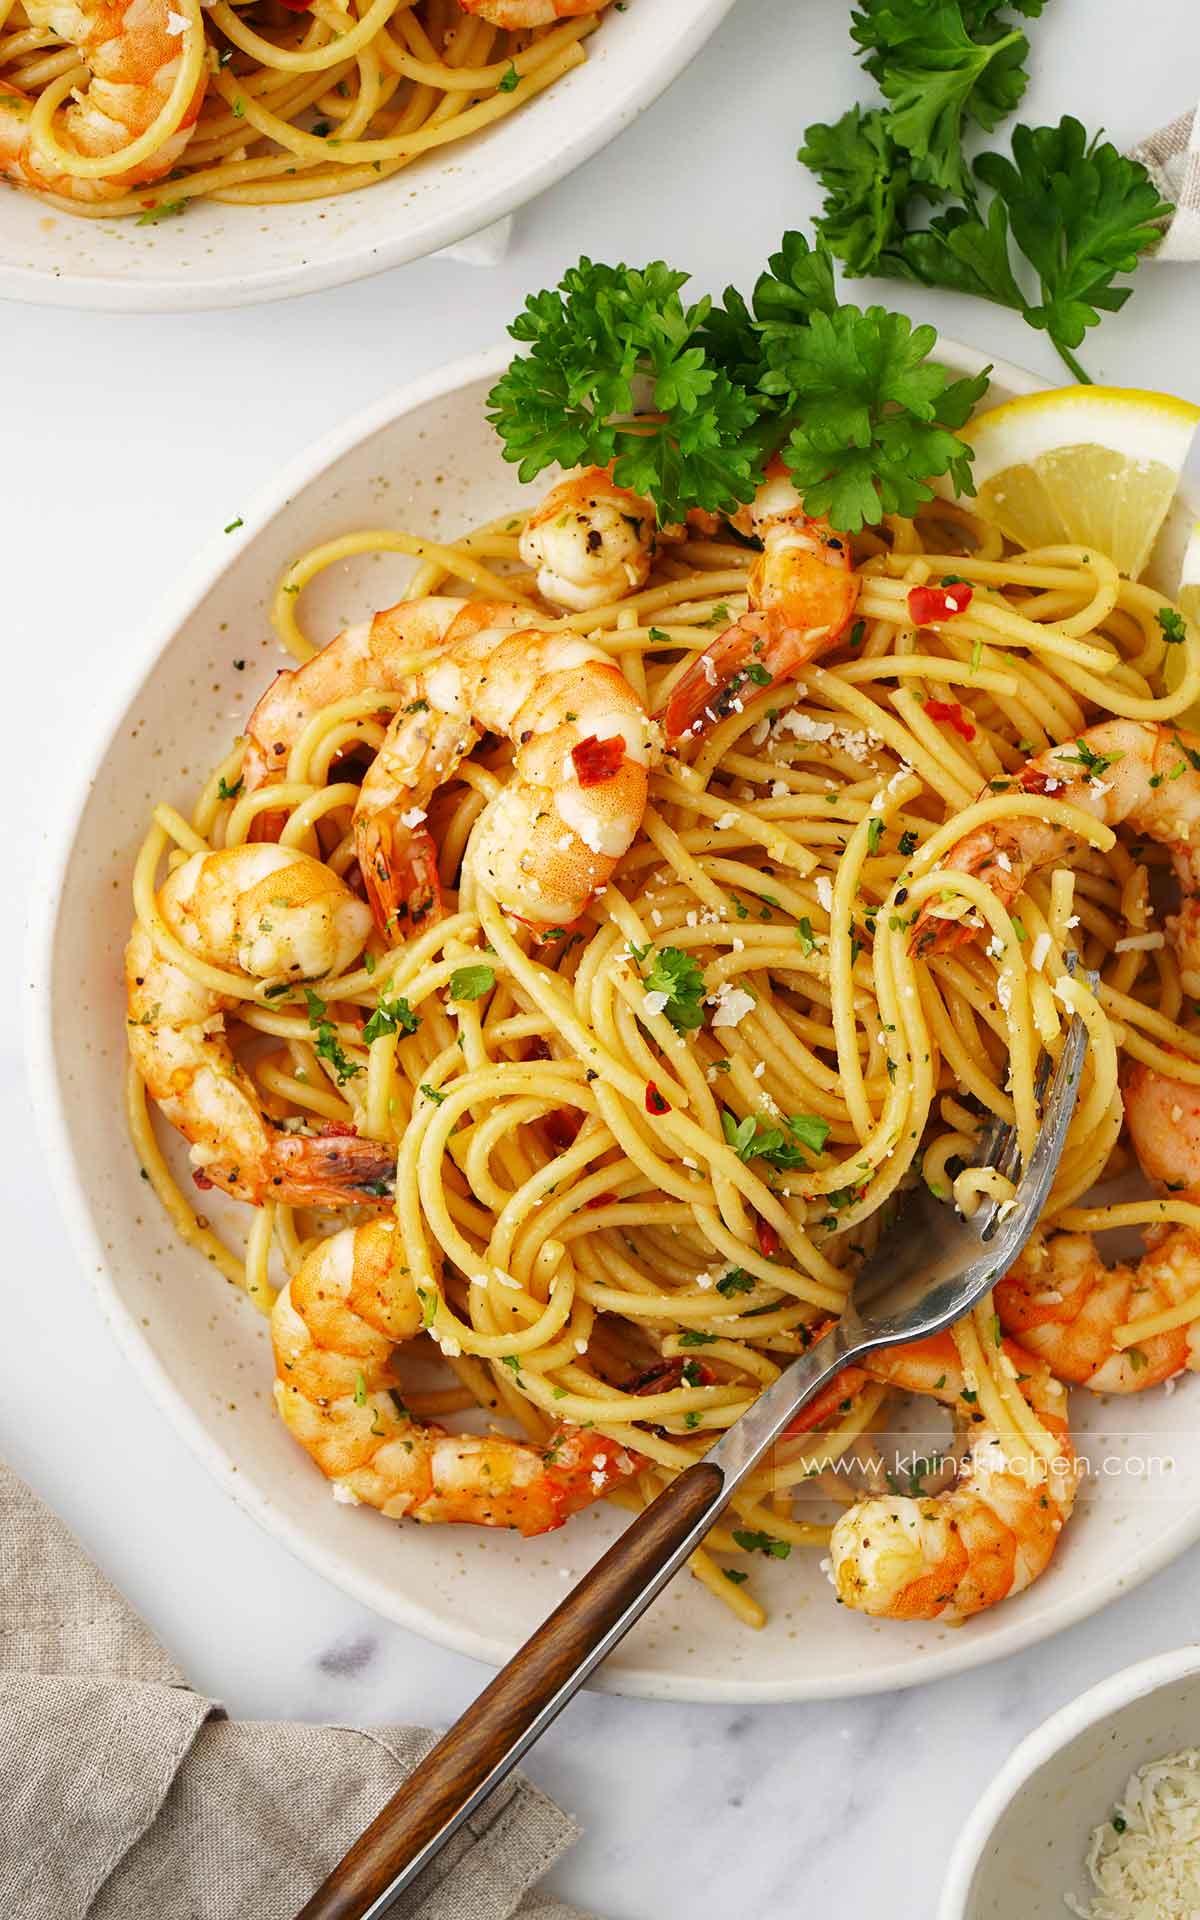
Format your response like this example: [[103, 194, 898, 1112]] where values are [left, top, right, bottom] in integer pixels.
[[274, 1220, 641, 1532], [660, 461, 861, 747], [790, 1331, 1074, 1622], [0, 0, 206, 200]]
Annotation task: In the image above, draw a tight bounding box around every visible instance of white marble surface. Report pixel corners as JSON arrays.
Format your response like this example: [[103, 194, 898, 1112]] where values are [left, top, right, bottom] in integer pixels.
[[5, 1, 1200, 1913]]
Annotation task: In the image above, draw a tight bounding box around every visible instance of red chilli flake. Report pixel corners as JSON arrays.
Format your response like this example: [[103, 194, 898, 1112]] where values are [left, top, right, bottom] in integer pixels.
[[645, 1081, 670, 1115], [192, 1171, 214, 1191], [755, 1215, 781, 1260], [924, 699, 976, 743], [315, 1120, 359, 1138], [908, 583, 974, 626], [571, 733, 625, 787], [585, 1192, 612, 1210], [1019, 766, 1053, 795]]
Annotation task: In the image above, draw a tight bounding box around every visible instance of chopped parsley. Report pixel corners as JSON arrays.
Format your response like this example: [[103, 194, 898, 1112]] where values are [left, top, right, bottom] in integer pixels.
[[642, 946, 706, 1032], [362, 993, 420, 1044], [732, 1528, 791, 1560], [449, 963, 496, 1001], [304, 988, 362, 1085], [716, 1268, 756, 1297]]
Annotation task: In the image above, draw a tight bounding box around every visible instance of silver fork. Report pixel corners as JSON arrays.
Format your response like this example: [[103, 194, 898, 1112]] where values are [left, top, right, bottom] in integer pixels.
[[296, 1001, 1090, 1920]]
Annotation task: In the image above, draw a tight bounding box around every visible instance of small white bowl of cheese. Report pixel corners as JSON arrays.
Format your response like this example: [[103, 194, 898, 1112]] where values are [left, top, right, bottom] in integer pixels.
[[941, 1645, 1200, 1919]]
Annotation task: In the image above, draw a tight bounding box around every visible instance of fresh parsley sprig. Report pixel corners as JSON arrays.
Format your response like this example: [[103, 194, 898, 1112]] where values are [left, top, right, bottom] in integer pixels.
[[801, 0, 1170, 383], [488, 239, 989, 535]]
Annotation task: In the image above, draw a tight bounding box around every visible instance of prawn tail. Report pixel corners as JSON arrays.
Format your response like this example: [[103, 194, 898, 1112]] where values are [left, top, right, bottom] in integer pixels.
[[908, 905, 979, 958], [782, 1367, 870, 1437], [537, 1429, 641, 1532], [660, 616, 776, 747], [264, 1128, 397, 1206], [356, 812, 444, 943]]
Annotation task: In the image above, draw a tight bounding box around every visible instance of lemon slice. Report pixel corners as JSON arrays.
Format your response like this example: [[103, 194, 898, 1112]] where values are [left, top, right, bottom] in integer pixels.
[[953, 386, 1200, 579]]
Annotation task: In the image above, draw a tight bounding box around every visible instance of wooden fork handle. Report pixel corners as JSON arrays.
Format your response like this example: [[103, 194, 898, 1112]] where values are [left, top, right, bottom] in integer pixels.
[[296, 1459, 727, 1920]]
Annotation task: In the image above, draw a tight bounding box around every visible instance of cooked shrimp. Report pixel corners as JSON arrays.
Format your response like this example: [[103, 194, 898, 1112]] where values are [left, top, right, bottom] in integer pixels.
[[127, 844, 394, 1205], [273, 1220, 640, 1532], [1125, 1062, 1200, 1202], [996, 1227, 1200, 1393], [823, 1332, 1074, 1622], [243, 597, 468, 796], [912, 721, 1200, 961], [354, 599, 652, 938], [0, 0, 206, 200], [661, 462, 860, 746], [519, 465, 657, 612], [457, 0, 609, 31]]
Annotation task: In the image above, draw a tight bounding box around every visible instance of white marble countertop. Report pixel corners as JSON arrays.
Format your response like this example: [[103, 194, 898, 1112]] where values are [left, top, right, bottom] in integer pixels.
[[6, 1, 1200, 1913]]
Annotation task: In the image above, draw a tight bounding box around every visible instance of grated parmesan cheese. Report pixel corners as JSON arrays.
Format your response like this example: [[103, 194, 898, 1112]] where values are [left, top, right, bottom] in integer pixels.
[[1067, 1749, 1200, 1918], [1113, 932, 1165, 954]]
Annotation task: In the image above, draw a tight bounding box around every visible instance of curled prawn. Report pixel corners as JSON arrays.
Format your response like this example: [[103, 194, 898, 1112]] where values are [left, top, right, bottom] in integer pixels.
[[0, 0, 207, 200], [997, 1227, 1200, 1394], [243, 596, 467, 798], [353, 600, 652, 939], [126, 844, 394, 1205], [661, 462, 860, 747], [802, 1332, 1074, 1622], [519, 465, 658, 612], [273, 1220, 640, 1532], [911, 720, 1200, 963]]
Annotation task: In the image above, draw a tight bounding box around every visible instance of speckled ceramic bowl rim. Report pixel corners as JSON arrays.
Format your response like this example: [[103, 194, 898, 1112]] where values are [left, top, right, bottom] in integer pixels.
[[938, 1644, 1200, 1918], [26, 344, 1200, 1701], [0, 0, 735, 312]]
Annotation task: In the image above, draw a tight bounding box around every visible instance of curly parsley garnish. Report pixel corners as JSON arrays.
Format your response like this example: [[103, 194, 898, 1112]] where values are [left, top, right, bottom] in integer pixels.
[[487, 240, 988, 533], [801, 0, 1170, 384]]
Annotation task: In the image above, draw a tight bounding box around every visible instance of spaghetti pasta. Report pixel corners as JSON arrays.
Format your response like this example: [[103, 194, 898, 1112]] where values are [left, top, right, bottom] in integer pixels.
[[124, 479, 1200, 1625], [0, 0, 600, 215]]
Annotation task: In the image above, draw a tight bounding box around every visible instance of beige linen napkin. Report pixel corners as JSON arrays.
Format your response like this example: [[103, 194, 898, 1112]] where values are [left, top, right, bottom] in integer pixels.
[[0, 1461, 594, 1920], [1129, 105, 1200, 261]]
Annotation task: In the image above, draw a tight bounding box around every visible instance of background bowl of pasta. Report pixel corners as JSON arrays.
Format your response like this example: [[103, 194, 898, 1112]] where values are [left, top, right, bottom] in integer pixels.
[[28, 341, 1200, 1703], [0, 0, 733, 311]]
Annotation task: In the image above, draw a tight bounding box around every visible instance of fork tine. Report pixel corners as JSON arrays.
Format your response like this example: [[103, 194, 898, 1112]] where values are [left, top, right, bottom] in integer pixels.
[[978, 1007, 1088, 1248], [975, 956, 1094, 1197]]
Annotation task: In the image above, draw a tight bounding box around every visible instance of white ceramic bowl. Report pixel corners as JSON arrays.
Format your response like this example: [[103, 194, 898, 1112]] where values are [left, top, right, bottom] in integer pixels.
[[940, 1645, 1200, 1917], [0, 0, 733, 311], [27, 343, 1200, 1702]]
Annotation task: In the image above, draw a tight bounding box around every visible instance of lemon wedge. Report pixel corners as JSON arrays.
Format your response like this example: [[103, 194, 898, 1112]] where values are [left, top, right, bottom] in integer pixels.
[[954, 386, 1200, 579]]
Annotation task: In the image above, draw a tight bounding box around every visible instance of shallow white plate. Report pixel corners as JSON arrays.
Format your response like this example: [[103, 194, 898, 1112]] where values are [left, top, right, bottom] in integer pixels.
[[0, 0, 732, 311], [28, 343, 1200, 1701], [940, 1645, 1200, 1918]]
